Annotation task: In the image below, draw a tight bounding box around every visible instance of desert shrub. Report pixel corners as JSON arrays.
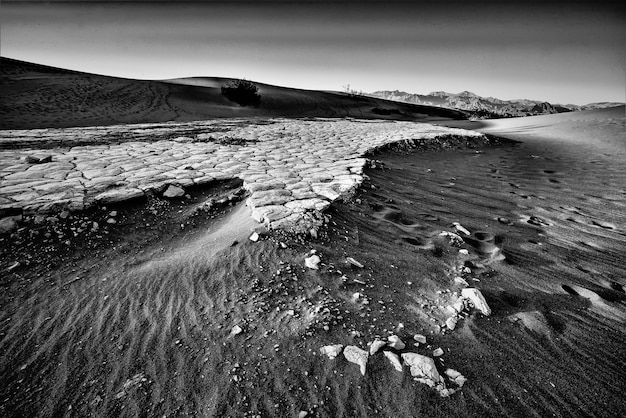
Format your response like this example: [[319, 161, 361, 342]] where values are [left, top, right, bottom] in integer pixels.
[[221, 79, 261, 106]]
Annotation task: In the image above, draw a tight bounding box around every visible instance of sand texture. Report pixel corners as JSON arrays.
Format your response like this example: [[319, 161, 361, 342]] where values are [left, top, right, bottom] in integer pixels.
[[0, 92, 624, 417], [0, 57, 466, 130]]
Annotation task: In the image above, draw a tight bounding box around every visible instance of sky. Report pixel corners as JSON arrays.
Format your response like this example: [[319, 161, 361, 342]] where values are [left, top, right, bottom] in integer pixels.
[[1, 0, 624, 105]]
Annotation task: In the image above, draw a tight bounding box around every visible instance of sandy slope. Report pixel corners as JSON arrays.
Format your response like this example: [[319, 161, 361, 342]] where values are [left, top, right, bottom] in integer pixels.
[[0, 58, 467, 129]]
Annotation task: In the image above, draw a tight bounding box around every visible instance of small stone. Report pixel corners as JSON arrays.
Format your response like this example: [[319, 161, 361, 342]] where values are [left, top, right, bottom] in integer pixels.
[[445, 368, 467, 388], [413, 334, 427, 344], [452, 222, 470, 235], [305, 254, 321, 270], [454, 277, 469, 286], [320, 344, 343, 359], [458, 249, 469, 255], [387, 335, 405, 350], [230, 325, 243, 336], [59, 210, 70, 219], [343, 345, 368, 376], [346, 257, 364, 268], [433, 347, 444, 357], [106, 218, 117, 224], [163, 185, 185, 198], [446, 317, 458, 330], [298, 411, 308, 418], [109, 211, 118, 217], [0, 217, 18, 234], [461, 288, 491, 316], [7, 261, 20, 272], [249, 232, 260, 242]]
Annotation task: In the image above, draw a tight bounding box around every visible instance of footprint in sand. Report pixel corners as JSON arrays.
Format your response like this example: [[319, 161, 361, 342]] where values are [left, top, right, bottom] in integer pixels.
[[461, 231, 504, 262], [590, 220, 616, 230]]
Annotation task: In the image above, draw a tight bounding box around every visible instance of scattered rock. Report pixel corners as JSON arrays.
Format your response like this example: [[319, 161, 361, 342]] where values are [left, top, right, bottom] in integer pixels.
[[458, 249, 469, 255], [461, 288, 491, 316], [230, 325, 243, 336], [445, 316, 458, 330], [298, 411, 308, 418], [401, 352, 443, 386], [249, 232, 260, 242], [343, 345, 368, 376], [305, 254, 321, 270], [454, 277, 469, 287], [445, 368, 467, 388], [163, 185, 185, 198], [433, 347, 444, 357], [383, 351, 403, 372], [320, 344, 344, 359], [346, 257, 364, 268], [369, 339, 386, 355], [387, 335, 406, 350], [452, 222, 470, 235], [413, 334, 427, 344], [0, 217, 18, 234]]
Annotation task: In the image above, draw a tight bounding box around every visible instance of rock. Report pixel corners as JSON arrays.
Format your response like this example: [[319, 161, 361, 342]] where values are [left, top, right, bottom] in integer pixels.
[[454, 277, 469, 287], [0, 217, 18, 234], [458, 249, 469, 255], [305, 254, 321, 270], [461, 288, 491, 316], [7, 261, 20, 272], [445, 368, 467, 388], [343, 345, 368, 376], [401, 353, 443, 385], [438, 231, 464, 246], [346, 257, 364, 268], [249, 232, 260, 242], [383, 351, 403, 372], [387, 335, 406, 350], [298, 411, 308, 418], [230, 325, 243, 336], [446, 316, 458, 330], [107, 218, 117, 224], [59, 210, 70, 219], [320, 344, 344, 359], [452, 222, 470, 235], [369, 339, 386, 355], [413, 334, 427, 344], [433, 347, 444, 357], [163, 185, 185, 198]]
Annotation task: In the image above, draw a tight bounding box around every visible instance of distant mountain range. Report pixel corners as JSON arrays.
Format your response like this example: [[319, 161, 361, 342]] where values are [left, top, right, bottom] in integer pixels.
[[368, 90, 623, 118]]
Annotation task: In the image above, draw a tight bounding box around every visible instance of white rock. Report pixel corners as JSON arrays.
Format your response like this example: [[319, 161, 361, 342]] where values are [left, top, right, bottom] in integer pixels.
[[343, 345, 368, 376], [387, 335, 406, 350], [401, 352, 443, 384], [383, 351, 403, 372], [163, 185, 185, 198], [346, 257, 364, 268], [249, 232, 260, 242], [452, 222, 470, 235], [305, 254, 321, 269], [445, 368, 467, 388], [320, 344, 344, 359], [459, 249, 469, 255], [461, 288, 491, 316], [433, 347, 444, 357], [369, 340, 386, 355], [413, 334, 427, 344], [230, 325, 243, 336], [446, 316, 458, 330], [298, 411, 308, 418]]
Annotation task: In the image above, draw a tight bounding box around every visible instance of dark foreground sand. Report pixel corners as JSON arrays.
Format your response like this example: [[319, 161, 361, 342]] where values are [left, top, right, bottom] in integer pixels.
[[1, 108, 625, 417]]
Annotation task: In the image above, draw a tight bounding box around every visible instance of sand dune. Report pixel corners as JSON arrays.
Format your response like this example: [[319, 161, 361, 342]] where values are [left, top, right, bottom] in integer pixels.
[[0, 59, 624, 416], [0, 58, 466, 130]]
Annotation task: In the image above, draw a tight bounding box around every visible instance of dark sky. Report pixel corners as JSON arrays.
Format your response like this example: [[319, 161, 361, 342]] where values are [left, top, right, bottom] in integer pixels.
[[2, 1, 624, 104]]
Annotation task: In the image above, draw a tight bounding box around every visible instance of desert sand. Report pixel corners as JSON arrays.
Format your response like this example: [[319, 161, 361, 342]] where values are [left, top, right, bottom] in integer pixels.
[[1, 60, 625, 417]]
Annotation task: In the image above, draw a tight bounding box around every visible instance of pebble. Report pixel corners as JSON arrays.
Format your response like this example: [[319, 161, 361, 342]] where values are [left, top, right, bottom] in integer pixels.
[[305, 254, 321, 270]]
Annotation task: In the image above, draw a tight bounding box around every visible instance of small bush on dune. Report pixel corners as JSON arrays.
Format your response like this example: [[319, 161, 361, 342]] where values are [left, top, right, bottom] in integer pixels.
[[221, 79, 261, 106]]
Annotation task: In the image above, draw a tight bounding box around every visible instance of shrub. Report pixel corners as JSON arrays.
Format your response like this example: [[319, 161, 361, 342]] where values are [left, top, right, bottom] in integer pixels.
[[221, 79, 261, 106]]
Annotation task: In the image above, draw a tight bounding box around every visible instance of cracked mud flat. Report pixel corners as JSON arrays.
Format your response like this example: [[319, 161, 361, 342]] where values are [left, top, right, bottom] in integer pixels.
[[1, 113, 625, 417]]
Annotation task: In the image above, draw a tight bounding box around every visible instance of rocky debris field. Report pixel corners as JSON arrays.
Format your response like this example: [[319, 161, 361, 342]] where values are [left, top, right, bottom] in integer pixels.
[[0, 118, 492, 235]]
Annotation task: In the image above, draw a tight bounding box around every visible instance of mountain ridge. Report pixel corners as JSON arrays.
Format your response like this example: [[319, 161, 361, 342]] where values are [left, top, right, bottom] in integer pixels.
[[369, 89, 623, 118]]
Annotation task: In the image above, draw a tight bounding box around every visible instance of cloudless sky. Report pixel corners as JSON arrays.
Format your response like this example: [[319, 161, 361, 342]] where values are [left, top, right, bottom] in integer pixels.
[[1, 0, 624, 104]]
